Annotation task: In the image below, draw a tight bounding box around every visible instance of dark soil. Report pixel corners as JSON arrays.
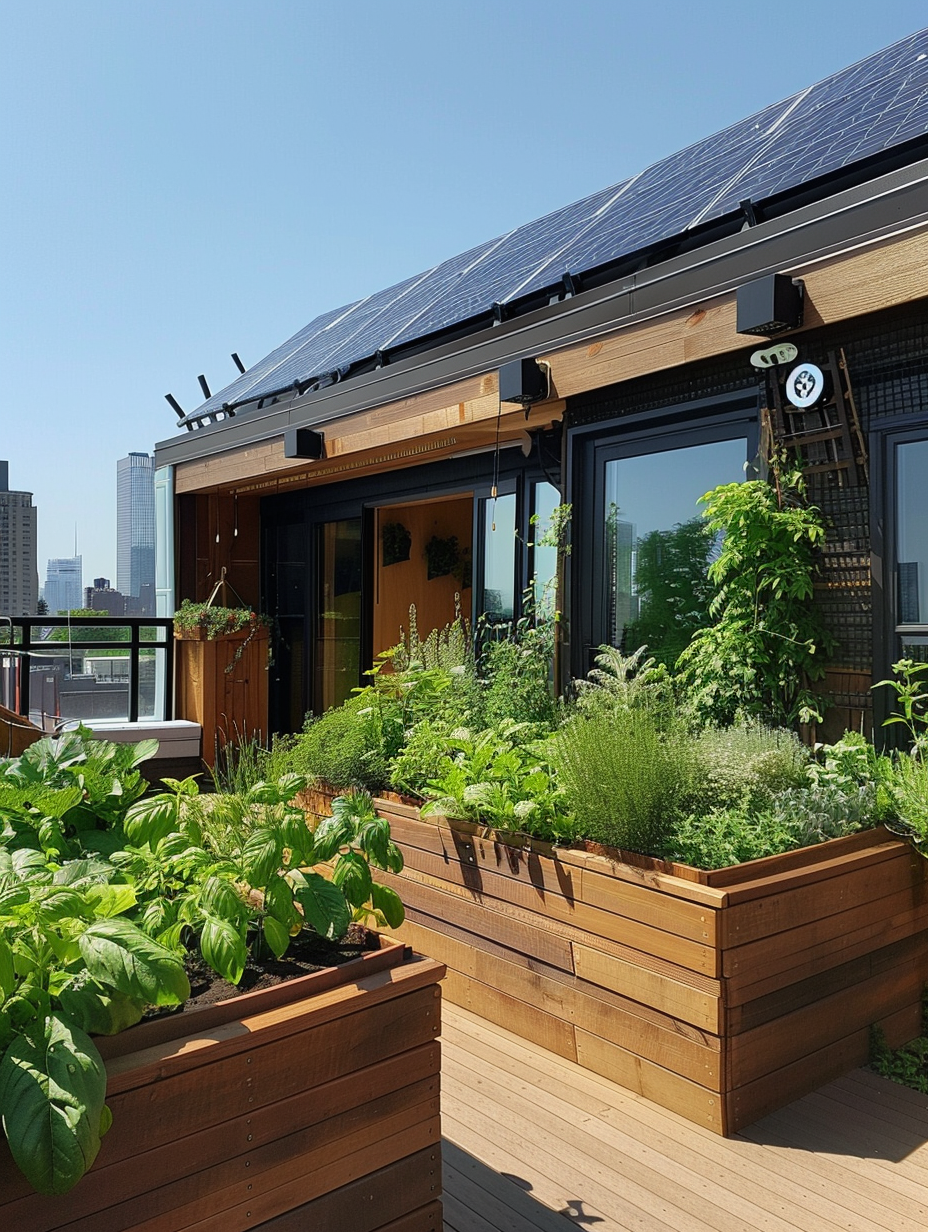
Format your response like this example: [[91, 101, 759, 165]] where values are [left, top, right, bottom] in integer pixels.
[[149, 924, 379, 1016]]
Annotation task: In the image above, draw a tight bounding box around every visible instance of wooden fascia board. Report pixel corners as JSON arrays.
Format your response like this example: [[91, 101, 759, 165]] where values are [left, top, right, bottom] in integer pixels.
[[175, 224, 928, 497]]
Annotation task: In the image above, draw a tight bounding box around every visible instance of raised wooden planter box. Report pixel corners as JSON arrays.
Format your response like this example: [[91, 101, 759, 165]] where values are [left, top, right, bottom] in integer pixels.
[[174, 624, 269, 764], [306, 789, 928, 1135], [0, 938, 445, 1231]]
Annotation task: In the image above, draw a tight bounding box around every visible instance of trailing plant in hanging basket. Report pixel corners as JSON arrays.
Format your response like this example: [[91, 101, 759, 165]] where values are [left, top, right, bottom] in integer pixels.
[[381, 521, 412, 566], [173, 598, 268, 639]]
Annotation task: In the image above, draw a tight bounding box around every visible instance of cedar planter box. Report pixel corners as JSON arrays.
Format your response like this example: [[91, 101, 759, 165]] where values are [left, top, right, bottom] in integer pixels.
[[0, 938, 445, 1232], [174, 624, 269, 763], [306, 788, 928, 1135]]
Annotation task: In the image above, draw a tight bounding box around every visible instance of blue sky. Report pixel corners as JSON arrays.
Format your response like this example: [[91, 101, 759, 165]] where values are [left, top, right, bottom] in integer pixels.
[[2, 1, 926, 584]]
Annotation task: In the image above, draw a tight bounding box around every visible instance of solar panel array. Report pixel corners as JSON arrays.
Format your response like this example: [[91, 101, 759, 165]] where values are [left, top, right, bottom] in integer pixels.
[[184, 29, 928, 425]]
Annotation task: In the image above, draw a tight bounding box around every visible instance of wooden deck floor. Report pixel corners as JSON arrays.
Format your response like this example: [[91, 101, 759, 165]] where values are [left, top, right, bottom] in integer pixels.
[[440, 1003, 928, 1232]]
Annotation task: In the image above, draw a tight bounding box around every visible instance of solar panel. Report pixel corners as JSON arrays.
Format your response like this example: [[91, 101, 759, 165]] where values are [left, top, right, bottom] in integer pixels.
[[185, 29, 928, 425]]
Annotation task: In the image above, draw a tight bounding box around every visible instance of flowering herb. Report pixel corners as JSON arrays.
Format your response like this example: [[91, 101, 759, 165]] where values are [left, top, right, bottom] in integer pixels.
[[173, 598, 267, 640]]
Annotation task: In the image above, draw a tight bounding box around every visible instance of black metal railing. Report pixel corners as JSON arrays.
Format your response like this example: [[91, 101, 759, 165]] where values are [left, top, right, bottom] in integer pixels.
[[0, 615, 174, 726]]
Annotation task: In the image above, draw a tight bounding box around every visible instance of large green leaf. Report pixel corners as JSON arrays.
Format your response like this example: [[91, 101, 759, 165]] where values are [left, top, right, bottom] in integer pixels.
[[78, 918, 190, 1007], [200, 915, 247, 985], [200, 876, 245, 926], [57, 981, 144, 1036], [0, 1012, 107, 1194], [262, 915, 290, 960], [83, 884, 137, 919], [0, 939, 15, 998], [123, 797, 178, 849], [370, 882, 405, 929], [295, 872, 350, 940], [242, 828, 282, 888], [331, 850, 373, 909], [310, 812, 354, 863]]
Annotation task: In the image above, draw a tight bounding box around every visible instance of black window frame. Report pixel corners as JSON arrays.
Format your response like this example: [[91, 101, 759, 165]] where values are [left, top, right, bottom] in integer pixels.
[[871, 418, 928, 732], [566, 390, 759, 681]]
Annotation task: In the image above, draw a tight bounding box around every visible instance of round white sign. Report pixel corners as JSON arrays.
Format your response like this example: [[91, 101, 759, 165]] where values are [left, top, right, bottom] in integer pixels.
[[785, 362, 825, 408]]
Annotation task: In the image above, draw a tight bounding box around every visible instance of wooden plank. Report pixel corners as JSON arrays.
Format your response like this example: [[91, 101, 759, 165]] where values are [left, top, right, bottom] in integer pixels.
[[444, 1044, 851, 1232], [369, 1202, 443, 1232], [191, 1144, 442, 1232], [398, 919, 720, 1087], [444, 1003, 928, 1232], [394, 839, 715, 957], [574, 1031, 725, 1135], [1, 1047, 441, 1227], [728, 950, 924, 1088], [49, 1096, 440, 1232], [717, 837, 910, 906], [379, 868, 575, 972], [442, 1141, 577, 1232], [115, 1122, 441, 1232], [106, 958, 443, 1092], [697, 826, 900, 887], [726, 931, 928, 1033], [719, 847, 924, 946], [98, 987, 442, 1164], [572, 941, 720, 1032], [441, 969, 578, 1062], [726, 1001, 923, 1134], [388, 862, 717, 975], [722, 885, 928, 993], [379, 806, 728, 909], [444, 1012, 880, 1232]]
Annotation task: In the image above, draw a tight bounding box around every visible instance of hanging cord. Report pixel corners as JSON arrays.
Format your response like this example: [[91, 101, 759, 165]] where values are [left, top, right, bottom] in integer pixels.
[[490, 393, 503, 531]]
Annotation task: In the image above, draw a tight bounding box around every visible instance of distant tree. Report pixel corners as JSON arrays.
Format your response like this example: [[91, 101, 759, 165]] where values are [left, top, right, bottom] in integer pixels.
[[624, 517, 715, 669], [36, 597, 48, 615]]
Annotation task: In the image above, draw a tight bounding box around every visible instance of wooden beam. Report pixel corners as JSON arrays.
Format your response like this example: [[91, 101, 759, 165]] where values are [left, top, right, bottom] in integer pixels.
[[175, 225, 928, 496]]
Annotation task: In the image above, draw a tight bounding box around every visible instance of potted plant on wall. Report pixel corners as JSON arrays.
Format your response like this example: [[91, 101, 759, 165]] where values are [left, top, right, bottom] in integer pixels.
[[0, 732, 444, 1228]]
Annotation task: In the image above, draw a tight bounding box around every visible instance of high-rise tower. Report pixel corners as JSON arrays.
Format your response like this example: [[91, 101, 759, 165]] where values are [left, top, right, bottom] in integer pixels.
[[0, 461, 39, 616], [116, 453, 155, 615]]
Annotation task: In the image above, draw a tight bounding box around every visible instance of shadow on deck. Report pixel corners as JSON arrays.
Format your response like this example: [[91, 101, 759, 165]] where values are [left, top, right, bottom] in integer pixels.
[[441, 1003, 928, 1231]]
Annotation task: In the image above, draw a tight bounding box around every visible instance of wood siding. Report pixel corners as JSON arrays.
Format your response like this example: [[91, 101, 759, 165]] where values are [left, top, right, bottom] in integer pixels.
[[306, 795, 928, 1136], [0, 951, 445, 1232]]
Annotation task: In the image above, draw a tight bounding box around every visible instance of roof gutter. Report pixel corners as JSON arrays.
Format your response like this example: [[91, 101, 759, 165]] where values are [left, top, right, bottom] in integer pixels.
[[155, 157, 928, 470]]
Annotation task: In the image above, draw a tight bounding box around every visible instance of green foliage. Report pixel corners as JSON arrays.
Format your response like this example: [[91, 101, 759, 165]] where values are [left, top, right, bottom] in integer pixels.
[[572, 645, 676, 726], [419, 723, 575, 842], [0, 728, 157, 858], [553, 704, 694, 855], [687, 723, 810, 815], [676, 475, 834, 726], [0, 738, 407, 1197], [288, 697, 394, 792], [173, 597, 266, 639], [870, 992, 928, 1094], [480, 615, 557, 729], [624, 517, 715, 669]]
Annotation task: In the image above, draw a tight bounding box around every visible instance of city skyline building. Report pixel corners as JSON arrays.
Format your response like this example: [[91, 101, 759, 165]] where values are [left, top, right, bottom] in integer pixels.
[[44, 555, 83, 614], [0, 460, 39, 616], [116, 453, 155, 616]]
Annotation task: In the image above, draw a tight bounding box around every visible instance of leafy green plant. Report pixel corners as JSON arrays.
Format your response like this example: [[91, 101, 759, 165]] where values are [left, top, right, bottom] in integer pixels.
[[870, 991, 928, 1094], [0, 729, 157, 859], [553, 704, 693, 855], [676, 474, 833, 727], [121, 776, 405, 983], [419, 722, 575, 842], [624, 517, 715, 669], [0, 848, 188, 1194], [173, 597, 267, 639]]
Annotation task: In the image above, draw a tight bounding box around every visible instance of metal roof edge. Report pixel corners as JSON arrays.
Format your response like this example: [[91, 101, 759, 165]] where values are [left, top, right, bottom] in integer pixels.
[[155, 156, 928, 471]]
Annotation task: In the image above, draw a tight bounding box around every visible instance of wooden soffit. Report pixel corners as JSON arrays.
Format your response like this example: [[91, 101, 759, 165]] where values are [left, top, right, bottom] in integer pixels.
[[175, 224, 928, 497]]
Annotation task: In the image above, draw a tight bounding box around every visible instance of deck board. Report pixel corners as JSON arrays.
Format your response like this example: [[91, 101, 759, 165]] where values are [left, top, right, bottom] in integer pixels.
[[441, 1003, 928, 1231]]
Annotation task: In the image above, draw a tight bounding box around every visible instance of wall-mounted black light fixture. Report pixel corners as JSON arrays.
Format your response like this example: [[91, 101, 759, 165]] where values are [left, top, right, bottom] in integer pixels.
[[283, 427, 325, 460], [498, 357, 549, 407], [736, 273, 804, 336]]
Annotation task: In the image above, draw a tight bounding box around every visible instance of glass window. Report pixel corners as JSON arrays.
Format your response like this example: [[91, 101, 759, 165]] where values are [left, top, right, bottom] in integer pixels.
[[480, 493, 517, 622], [603, 438, 746, 665], [897, 440, 928, 627], [531, 481, 560, 615], [314, 519, 362, 712]]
